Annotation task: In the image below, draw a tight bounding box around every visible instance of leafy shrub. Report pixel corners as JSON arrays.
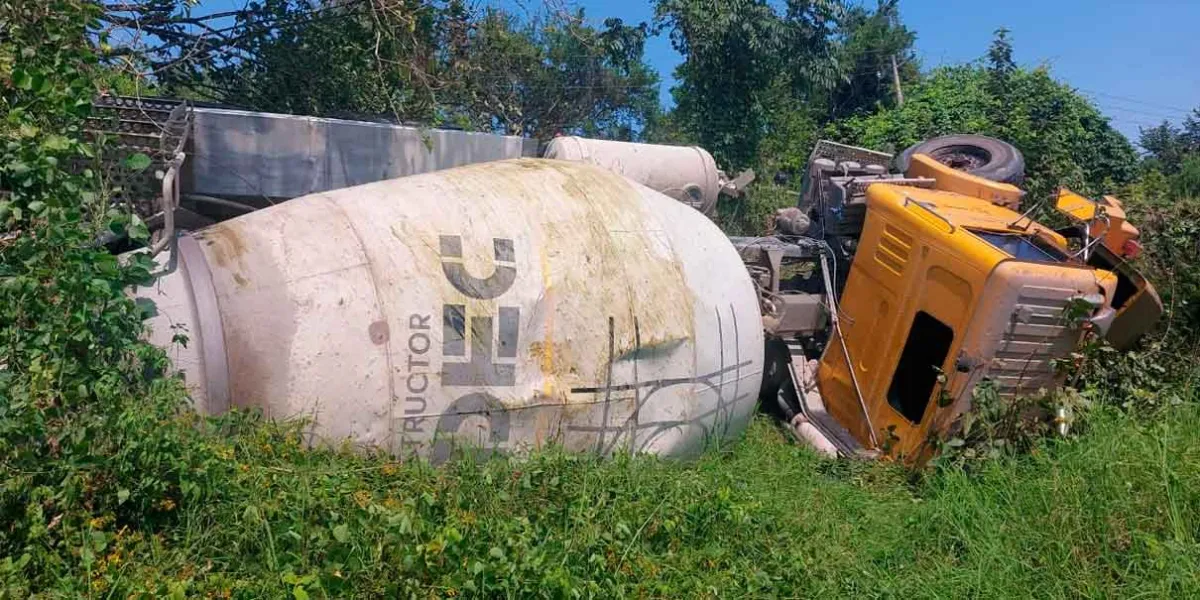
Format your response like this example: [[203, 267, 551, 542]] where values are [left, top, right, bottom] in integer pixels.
[[713, 182, 797, 236], [0, 1, 231, 590], [1174, 156, 1200, 199], [927, 381, 1090, 470], [1069, 178, 1200, 415], [827, 64, 1138, 202]]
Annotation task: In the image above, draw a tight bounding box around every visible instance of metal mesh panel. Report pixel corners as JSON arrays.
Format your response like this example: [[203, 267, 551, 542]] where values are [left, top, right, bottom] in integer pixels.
[[808, 140, 893, 168], [86, 95, 192, 219]]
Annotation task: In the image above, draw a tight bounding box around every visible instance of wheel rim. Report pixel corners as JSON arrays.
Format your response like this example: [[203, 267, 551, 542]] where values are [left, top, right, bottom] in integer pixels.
[[928, 144, 991, 171]]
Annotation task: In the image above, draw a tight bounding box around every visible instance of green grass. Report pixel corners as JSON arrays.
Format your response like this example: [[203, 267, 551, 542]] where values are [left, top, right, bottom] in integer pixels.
[[14, 401, 1198, 598]]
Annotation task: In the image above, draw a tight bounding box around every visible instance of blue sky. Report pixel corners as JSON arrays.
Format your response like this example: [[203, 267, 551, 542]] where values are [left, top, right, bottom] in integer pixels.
[[203, 0, 1199, 144], [559, 0, 1200, 144]]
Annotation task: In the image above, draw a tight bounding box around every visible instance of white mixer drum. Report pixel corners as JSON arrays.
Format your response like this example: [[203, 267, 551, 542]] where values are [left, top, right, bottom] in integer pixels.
[[543, 136, 723, 215], [135, 159, 763, 461]]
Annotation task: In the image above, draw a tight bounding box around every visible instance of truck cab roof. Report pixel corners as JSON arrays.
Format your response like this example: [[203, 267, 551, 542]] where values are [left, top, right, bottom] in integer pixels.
[[870, 183, 1071, 253]]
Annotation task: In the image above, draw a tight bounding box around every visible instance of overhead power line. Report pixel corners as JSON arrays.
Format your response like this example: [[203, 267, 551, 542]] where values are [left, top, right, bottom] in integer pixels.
[[1093, 103, 1189, 122], [1107, 117, 1166, 130], [1076, 88, 1195, 115]]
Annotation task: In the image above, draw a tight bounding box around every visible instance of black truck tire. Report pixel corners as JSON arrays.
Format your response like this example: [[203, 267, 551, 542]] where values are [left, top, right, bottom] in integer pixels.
[[894, 134, 1025, 185]]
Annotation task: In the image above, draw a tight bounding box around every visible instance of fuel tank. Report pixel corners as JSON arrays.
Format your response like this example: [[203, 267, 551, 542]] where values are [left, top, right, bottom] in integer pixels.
[[135, 159, 764, 461], [542, 136, 724, 215]]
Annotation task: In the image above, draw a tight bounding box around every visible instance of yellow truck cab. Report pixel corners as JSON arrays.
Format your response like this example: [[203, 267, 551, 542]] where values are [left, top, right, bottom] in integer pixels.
[[820, 174, 1115, 457], [742, 138, 1161, 461]]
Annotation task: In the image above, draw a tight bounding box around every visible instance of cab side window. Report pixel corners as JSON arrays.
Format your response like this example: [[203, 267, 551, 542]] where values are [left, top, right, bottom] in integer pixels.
[[886, 311, 954, 423]]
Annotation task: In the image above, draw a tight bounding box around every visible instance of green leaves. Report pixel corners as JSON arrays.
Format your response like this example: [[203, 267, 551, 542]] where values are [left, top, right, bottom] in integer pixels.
[[332, 523, 350, 543], [833, 61, 1138, 199], [128, 214, 150, 242], [243, 504, 261, 524], [40, 134, 71, 152], [656, 0, 788, 168], [11, 69, 33, 90], [122, 152, 152, 172], [655, 0, 896, 169], [155, 2, 657, 142], [105, 212, 151, 245], [282, 571, 317, 599], [0, 2, 201, 592]]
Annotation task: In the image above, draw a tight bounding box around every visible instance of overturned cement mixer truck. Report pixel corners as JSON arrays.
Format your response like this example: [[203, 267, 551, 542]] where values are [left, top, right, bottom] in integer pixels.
[[124, 108, 1160, 463]]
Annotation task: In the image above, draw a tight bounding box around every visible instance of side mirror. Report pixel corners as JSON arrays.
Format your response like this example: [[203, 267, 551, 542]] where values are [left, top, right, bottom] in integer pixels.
[[1055, 188, 1141, 259]]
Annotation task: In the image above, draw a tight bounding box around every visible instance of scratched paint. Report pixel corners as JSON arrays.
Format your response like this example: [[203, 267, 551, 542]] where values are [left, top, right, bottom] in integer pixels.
[[135, 159, 765, 461]]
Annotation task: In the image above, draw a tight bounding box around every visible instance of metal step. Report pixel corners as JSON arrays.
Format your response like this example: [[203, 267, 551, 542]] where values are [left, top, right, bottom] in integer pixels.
[[784, 340, 877, 459]]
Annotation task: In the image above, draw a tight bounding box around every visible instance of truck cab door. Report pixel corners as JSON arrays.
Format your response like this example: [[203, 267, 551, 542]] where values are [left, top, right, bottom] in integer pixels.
[[873, 249, 978, 457], [818, 210, 980, 457]]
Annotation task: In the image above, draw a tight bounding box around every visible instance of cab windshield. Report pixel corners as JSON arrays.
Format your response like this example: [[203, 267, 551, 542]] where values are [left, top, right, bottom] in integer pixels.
[[969, 230, 1070, 263]]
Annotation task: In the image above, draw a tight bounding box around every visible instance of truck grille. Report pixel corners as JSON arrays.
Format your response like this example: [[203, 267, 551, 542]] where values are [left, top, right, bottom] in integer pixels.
[[989, 286, 1083, 396]]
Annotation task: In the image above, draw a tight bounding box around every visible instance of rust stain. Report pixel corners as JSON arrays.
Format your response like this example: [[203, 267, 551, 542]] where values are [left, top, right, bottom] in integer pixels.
[[528, 341, 578, 377], [368, 320, 390, 345], [538, 244, 555, 396], [196, 221, 250, 269]]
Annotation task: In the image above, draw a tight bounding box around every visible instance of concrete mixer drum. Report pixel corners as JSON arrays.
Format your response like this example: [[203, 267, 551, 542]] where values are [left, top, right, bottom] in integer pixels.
[[542, 136, 750, 216], [134, 159, 765, 462]]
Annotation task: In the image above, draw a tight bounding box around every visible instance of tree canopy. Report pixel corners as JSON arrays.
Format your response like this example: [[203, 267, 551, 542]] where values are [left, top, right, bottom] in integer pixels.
[[1138, 110, 1200, 197], [651, 0, 914, 169], [94, 1, 1147, 205], [99, 0, 660, 139], [829, 61, 1138, 200]]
